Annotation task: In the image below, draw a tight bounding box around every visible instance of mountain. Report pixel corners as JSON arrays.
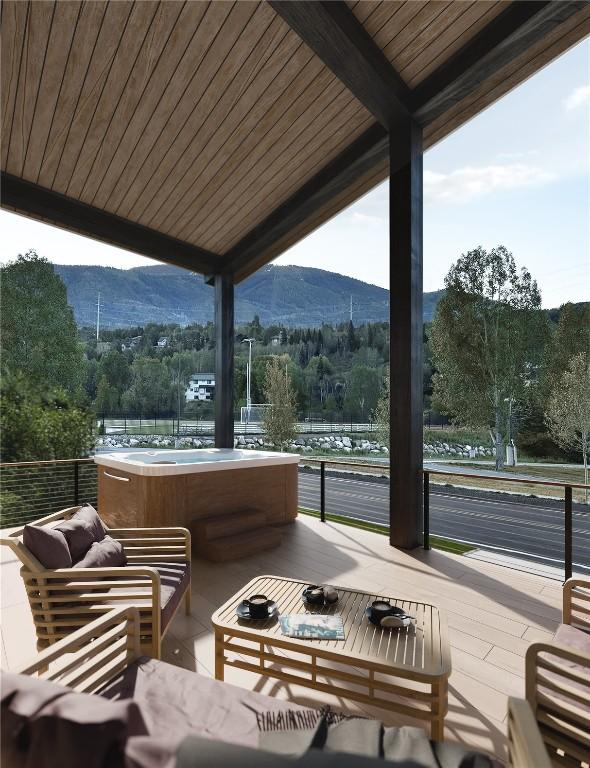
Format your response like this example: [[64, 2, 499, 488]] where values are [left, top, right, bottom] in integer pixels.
[[54, 263, 445, 328]]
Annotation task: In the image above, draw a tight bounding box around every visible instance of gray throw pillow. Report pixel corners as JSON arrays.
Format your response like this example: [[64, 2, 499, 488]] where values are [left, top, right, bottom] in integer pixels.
[[55, 518, 95, 563], [71, 505, 107, 543], [23, 525, 72, 569], [73, 535, 127, 569], [1, 671, 147, 768]]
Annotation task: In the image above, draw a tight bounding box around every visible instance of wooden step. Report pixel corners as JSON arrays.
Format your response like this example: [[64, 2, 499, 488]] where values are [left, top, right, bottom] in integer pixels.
[[201, 527, 281, 563], [191, 509, 268, 545]]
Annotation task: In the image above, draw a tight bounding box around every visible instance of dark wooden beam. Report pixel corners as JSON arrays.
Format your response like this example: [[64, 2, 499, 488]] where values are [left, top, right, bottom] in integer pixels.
[[269, 1, 411, 130], [214, 273, 234, 449], [1, 173, 220, 274], [412, 1, 587, 125], [389, 118, 423, 550], [225, 124, 388, 280]]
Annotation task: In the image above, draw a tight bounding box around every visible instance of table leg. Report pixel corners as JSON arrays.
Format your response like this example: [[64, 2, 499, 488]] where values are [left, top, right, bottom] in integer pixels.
[[431, 677, 447, 741], [214, 630, 225, 681]]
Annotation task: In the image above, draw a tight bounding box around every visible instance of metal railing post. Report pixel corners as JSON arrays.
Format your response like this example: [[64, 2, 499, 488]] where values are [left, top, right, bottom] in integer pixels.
[[320, 461, 326, 523], [423, 471, 430, 550], [564, 485, 573, 582], [74, 461, 79, 506]]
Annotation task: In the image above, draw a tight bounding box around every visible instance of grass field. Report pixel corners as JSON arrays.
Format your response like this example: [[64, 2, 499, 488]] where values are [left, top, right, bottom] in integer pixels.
[[438, 463, 588, 503], [298, 507, 474, 555]]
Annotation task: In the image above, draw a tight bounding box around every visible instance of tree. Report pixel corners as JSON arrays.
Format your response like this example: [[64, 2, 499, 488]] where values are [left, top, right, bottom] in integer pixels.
[[121, 358, 169, 416], [430, 246, 549, 469], [1, 251, 84, 393], [344, 364, 381, 420], [373, 375, 390, 446], [262, 356, 297, 450], [543, 302, 590, 398], [0, 371, 94, 462], [95, 375, 120, 415], [545, 353, 590, 493]]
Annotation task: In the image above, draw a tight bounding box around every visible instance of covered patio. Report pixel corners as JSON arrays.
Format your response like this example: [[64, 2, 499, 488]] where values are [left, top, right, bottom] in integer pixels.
[[2, 1, 589, 764]]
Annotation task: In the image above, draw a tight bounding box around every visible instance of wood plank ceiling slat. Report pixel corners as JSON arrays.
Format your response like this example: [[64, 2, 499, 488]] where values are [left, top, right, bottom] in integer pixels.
[[5, 1, 55, 178], [87, 0, 210, 211], [63, 1, 164, 200], [129, 2, 283, 228], [381, 2, 455, 79], [45, 1, 135, 192], [36, 1, 109, 188], [205, 108, 373, 253], [193, 99, 370, 250], [388, 1, 469, 76], [144, 24, 310, 232], [165, 60, 344, 241], [1, 0, 30, 170], [110, 1, 253, 220], [403, 1, 509, 87], [74, 1, 187, 204], [21, 1, 82, 182], [356, 1, 405, 44]]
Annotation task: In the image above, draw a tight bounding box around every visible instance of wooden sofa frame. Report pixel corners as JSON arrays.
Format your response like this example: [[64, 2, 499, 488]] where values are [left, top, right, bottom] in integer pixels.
[[14, 607, 551, 768], [0, 506, 192, 659], [526, 578, 590, 767]]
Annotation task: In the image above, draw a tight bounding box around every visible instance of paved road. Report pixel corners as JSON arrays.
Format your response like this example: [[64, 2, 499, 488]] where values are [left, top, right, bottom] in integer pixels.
[[298, 472, 590, 572]]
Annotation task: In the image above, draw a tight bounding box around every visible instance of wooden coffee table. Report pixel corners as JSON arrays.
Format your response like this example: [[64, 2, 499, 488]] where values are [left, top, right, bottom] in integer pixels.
[[211, 575, 451, 739]]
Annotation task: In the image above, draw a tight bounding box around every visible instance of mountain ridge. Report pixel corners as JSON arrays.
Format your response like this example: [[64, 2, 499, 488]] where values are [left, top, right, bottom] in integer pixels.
[[54, 263, 443, 328]]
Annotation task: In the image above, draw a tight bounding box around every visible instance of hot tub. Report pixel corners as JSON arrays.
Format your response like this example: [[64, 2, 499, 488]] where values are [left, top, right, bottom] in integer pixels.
[[94, 449, 300, 533]]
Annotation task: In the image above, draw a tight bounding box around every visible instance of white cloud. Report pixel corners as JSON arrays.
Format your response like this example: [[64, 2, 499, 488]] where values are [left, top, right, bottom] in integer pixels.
[[424, 163, 554, 204], [564, 84, 590, 111]]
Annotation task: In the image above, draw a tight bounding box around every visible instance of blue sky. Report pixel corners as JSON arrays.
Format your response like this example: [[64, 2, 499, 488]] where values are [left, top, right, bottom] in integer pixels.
[[2, 38, 588, 308]]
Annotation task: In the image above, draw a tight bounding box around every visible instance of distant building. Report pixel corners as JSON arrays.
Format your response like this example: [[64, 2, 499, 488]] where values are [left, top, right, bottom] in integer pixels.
[[122, 335, 142, 351], [156, 336, 168, 348], [270, 335, 281, 346], [185, 373, 215, 402], [96, 341, 112, 354]]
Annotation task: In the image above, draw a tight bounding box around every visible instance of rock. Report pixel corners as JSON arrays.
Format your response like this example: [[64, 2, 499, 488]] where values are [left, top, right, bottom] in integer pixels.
[[129, 438, 139, 447]]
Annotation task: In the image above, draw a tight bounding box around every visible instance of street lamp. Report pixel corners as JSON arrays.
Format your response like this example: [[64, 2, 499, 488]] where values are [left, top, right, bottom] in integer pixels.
[[242, 338, 255, 422]]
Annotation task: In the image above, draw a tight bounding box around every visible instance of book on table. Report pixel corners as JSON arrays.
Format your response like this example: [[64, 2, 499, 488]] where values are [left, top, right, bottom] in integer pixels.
[[279, 614, 345, 640]]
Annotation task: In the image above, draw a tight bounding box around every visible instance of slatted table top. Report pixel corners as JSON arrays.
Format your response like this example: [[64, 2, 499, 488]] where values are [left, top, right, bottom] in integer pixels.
[[212, 575, 451, 680]]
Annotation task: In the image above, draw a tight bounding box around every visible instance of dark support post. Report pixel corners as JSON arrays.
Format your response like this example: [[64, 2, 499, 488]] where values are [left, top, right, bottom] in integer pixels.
[[423, 472, 430, 551], [320, 461, 326, 522], [564, 486, 573, 582], [213, 273, 234, 448], [389, 119, 423, 549]]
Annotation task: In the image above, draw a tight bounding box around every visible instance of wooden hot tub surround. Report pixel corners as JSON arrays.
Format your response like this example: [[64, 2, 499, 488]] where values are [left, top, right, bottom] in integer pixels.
[[95, 451, 299, 549]]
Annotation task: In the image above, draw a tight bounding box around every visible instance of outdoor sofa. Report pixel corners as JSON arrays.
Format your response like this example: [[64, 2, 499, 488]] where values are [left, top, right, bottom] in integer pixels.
[[0, 505, 191, 658], [1, 606, 551, 768], [526, 577, 590, 766]]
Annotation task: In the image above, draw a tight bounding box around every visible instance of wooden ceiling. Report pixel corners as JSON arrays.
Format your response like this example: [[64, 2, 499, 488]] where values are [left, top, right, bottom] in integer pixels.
[[2, 1, 589, 281]]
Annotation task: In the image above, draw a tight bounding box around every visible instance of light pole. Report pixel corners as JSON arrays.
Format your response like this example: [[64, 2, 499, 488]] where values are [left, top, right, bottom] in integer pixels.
[[242, 338, 255, 423]]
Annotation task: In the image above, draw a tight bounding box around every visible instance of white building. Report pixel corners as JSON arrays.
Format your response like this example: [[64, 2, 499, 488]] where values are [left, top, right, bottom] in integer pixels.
[[156, 336, 168, 348], [185, 373, 215, 402]]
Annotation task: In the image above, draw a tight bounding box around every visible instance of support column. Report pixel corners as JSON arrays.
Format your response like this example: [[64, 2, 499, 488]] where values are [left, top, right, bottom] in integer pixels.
[[389, 119, 423, 549], [214, 273, 234, 448]]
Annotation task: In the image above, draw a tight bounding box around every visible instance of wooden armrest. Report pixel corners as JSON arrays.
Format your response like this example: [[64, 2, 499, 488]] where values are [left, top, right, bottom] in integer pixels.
[[507, 698, 551, 768], [109, 527, 191, 562], [563, 578, 590, 626], [16, 607, 141, 692], [108, 527, 190, 537], [28, 566, 161, 610]]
